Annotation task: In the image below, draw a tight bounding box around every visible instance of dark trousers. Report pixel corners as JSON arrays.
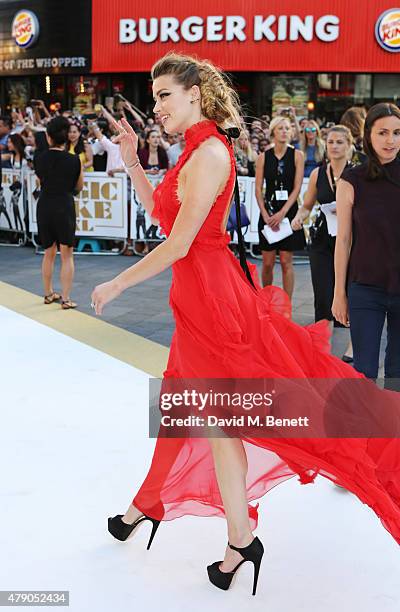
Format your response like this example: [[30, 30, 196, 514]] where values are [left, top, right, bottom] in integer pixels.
[[308, 234, 342, 325], [348, 282, 400, 389]]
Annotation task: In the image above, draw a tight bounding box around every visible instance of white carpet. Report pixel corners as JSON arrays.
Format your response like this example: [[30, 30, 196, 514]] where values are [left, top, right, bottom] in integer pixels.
[[0, 305, 398, 611]]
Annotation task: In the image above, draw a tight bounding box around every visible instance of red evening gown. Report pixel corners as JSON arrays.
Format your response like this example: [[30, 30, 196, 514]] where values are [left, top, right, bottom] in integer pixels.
[[133, 120, 400, 545]]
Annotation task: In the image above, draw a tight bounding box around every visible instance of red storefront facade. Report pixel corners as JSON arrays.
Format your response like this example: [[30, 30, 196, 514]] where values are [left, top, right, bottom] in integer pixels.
[[90, 0, 400, 119], [1, 1, 399, 118], [92, 0, 400, 73]]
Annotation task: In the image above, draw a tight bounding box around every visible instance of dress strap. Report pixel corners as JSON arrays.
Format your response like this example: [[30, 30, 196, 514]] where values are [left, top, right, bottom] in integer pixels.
[[216, 125, 257, 290]]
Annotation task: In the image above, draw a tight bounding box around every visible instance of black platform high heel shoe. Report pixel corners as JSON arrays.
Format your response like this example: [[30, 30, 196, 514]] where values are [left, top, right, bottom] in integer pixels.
[[108, 514, 161, 550], [207, 537, 264, 596]]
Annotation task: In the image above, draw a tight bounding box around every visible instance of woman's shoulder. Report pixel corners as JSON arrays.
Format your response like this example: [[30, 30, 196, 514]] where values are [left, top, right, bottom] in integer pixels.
[[341, 161, 367, 186], [183, 136, 230, 179], [197, 134, 229, 160]]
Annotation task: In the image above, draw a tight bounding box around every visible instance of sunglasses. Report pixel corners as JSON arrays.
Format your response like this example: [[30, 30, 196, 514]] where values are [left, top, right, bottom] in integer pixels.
[[305, 127, 317, 133]]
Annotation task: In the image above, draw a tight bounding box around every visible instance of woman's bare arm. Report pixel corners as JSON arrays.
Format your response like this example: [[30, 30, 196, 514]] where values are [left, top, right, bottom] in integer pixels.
[[110, 116, 155, 216], [334, 179, 353, 296], [75, 162, 84, 192], [332, 178, 354, 326], [291, 167, 318, 230], [91, 139, 229, 314], [281, 149, 304, 215], [255, 153, 267, 222]]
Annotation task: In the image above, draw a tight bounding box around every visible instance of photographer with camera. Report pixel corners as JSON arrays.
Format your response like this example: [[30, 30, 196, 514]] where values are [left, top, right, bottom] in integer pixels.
[[30, 100, 51, 127], [88, 106, 124, 175], [113, 94, 146, 131]]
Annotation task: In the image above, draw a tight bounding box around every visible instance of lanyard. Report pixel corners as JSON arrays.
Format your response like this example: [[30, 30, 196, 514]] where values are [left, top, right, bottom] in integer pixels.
[[328, 164, 337, 198]]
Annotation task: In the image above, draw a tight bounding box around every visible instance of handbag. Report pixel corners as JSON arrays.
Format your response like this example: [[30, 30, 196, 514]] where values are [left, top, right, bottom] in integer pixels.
[[226, 198, 250, 232]]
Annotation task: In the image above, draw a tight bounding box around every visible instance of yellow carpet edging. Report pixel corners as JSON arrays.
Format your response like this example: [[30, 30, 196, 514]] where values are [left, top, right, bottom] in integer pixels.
[[0, 281, 168, 378]]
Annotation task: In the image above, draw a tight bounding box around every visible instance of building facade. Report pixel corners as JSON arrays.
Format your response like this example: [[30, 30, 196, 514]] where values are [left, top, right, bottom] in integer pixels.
[[1, 0, 399, 120]]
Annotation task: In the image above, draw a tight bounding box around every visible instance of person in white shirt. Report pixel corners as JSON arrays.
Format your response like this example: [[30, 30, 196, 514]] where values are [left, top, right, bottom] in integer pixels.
[[89, 123, 124, 176], [167, 132, 185, 168]]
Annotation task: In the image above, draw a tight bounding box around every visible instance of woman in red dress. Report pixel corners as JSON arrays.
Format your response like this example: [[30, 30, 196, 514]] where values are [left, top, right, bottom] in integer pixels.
[[91, 53, 400, 596]]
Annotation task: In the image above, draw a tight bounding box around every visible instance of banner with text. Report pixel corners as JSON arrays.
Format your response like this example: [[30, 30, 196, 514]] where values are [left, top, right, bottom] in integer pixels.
[[27, 171, 128, 238]]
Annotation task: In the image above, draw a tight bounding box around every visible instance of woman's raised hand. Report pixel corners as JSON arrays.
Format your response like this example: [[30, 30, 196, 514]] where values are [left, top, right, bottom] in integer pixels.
[[107, 115, 139, 167]]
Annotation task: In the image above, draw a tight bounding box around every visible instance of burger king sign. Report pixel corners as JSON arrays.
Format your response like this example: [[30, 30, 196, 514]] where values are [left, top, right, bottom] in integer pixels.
[[11, 10, 40, 49], [375, 8, 400, 52]]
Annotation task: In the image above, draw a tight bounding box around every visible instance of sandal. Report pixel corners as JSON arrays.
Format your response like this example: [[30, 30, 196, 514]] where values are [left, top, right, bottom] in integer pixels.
[[44, 292, 61, 304], [61, 299, 77, 310]]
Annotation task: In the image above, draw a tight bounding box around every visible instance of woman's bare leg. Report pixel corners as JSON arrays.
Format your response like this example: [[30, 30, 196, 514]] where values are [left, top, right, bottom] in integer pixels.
[[208, 437, 254, 571], [261, 250, 276, 287], [123, 503, 142, 524], [42, 243, 57, 296], [59, 244, 75, 300], [122, 437, 254, 568], [279, 250, 294, 299]]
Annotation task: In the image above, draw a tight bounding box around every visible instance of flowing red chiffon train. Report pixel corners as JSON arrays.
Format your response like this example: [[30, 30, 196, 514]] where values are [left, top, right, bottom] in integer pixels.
[[133, 120, 400, 545]]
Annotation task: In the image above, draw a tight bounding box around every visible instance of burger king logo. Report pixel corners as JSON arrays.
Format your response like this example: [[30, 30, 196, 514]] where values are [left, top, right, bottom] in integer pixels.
[[11, 10, 40, 49], [375, 9, 400, 52]]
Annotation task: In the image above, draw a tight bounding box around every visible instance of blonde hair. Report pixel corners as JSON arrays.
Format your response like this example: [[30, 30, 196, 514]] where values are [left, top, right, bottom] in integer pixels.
[[151, 52, 241, 130], [269, 116, 291, 140], [300, 120, 325, 163], [326, 124, 353, 147], [235, 130, 257, 162]]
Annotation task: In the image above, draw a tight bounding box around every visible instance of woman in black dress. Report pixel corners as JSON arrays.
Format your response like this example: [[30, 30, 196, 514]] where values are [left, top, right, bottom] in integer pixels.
[[34, 116, 83, 309], [291, 125, 354, 361], [333, 103, 400, 390], [255, 116, 305, 298]]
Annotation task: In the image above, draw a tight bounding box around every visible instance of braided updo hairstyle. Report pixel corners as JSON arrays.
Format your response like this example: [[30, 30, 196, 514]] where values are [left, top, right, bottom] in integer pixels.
[[151, 52, 241, 130]]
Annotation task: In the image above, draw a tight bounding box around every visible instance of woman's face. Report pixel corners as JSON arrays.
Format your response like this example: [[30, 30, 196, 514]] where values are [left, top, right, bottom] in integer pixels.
[[273, 120, 291, 144], [304, 122, 317, 143], [147, 131, 161, 148], [152, 74, 200, 134], [370, 116, 400, 164], [22, 130, 35, 146], [259, 139, 269, 152], [238, 133, 249, 149], [326, 131, 350, 162], [7, 137, 15, 152], [251, 138, 259, 152], [68, 124, 80, 143]]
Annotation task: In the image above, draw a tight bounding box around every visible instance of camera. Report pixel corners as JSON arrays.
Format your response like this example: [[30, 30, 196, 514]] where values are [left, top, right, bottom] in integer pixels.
[[309, 212, 324, 243]]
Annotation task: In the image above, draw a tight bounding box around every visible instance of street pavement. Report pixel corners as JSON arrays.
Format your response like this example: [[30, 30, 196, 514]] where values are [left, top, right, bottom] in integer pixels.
[[0, 244, 357, 360]]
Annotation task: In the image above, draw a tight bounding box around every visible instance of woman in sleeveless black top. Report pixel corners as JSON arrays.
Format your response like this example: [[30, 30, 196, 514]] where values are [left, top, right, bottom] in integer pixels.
[[333, 103, 400, 389], [34, 117, 83, 309], [255, 116, 305, 298], [292, 126, 353, 349]]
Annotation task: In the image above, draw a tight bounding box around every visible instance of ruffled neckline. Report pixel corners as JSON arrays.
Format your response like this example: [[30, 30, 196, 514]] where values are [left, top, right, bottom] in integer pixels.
[[184, 119, 218, 146]]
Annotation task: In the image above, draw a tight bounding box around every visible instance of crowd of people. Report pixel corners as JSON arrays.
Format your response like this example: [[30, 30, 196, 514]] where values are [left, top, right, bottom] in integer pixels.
[[0, 95, 398, 377]]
